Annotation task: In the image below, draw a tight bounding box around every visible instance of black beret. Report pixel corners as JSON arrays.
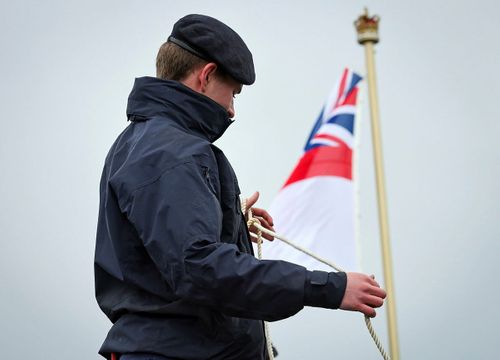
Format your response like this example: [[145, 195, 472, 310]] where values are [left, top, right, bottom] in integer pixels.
[[168, 14, 255, 85]]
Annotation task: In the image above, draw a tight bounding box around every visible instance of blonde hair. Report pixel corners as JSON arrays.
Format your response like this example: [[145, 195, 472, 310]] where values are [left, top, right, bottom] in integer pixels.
[[155, 41, 207, 81]]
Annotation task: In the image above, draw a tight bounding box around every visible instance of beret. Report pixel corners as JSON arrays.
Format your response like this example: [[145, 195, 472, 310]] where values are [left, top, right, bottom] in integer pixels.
[[168, 14, 255, 85]]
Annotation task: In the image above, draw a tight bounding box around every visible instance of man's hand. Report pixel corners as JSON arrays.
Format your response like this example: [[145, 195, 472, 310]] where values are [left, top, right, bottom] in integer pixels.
[[245, 191, 275, 242], [340, 273, 387, 317]]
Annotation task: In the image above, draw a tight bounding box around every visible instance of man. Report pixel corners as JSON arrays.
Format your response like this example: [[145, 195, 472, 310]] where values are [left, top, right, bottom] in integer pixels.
[[95, 14, 386, 360]]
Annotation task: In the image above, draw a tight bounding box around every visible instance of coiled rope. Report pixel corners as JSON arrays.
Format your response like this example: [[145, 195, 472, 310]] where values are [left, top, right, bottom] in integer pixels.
[[243, 201, 390, 360]]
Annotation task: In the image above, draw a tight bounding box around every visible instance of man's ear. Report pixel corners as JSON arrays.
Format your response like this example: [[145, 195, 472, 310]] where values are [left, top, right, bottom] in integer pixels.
[[198, 63, 218, 92]]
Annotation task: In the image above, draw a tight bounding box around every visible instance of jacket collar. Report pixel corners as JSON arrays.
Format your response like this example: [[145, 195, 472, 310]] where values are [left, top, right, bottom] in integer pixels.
[[126, 76, 232, 143]]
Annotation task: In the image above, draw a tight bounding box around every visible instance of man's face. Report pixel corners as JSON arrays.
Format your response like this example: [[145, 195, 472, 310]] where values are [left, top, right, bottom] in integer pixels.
[[204, 73, 242, 119]]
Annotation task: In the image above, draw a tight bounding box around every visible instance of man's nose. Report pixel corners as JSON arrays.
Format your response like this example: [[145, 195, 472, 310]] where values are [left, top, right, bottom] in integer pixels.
[[227, 103, 235, 119]]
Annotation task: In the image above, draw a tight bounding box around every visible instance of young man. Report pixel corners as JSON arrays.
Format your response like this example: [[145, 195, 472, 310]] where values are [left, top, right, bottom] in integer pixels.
[[95, 14, 386, 360]]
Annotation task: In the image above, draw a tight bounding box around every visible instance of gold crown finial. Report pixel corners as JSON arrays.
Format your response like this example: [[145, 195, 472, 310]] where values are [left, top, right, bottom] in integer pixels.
[[355, 8, 380, 44]]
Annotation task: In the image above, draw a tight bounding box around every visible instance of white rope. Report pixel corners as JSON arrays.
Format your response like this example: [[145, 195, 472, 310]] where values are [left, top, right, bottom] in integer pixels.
[[243, 202, 275, 360], [244, 204, 390, 360]]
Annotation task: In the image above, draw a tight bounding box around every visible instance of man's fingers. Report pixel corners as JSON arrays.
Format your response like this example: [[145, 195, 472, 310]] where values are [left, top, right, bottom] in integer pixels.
[[364, 295, 385, 308], [369, 286, 387, 299], [341, 273, 386, 317], [252, 207, 274, 227], [255, 216, 275, 233], [360, 305, 377, 318], [249, 228, 273, 241], [368, 275, 380, 287], [246, 191, 259, 209], [262, 232, 274, 241], [259, 217, 275, 241], [249, 218, 274, 241]]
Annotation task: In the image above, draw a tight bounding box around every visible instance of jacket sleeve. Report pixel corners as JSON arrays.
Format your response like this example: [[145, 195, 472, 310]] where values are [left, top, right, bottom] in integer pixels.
[[123, 160, 346, 321]]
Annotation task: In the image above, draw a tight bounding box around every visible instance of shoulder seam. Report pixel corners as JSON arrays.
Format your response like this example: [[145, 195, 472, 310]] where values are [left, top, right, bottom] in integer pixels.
[[127, 158, 194, 203]]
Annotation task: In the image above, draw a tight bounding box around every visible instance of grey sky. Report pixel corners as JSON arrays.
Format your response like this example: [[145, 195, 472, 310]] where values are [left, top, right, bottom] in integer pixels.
[[1, 1, 499, 359]]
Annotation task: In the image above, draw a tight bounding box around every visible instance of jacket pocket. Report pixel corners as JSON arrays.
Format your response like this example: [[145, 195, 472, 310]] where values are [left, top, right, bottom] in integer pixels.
[[201, 166, 218, 197]]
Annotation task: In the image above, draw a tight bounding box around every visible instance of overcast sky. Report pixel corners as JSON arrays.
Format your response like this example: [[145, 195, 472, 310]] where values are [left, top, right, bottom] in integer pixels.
[[1, 1, 499, 359]]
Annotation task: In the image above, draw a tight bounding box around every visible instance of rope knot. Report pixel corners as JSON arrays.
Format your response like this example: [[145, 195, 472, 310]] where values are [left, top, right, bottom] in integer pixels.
[[246, 212, 263, 245]]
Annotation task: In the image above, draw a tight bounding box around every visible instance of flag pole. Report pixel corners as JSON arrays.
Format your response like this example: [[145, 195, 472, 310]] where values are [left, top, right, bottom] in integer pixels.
[[354, 9, 400, 360]]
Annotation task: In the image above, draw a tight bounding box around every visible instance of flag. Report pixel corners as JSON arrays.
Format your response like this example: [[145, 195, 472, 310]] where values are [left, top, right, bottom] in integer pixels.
[[265, 68, 362, 272]]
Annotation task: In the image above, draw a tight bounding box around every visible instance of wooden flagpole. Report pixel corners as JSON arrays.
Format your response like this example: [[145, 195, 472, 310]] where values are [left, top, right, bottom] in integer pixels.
[[354, 9, 401, 360]]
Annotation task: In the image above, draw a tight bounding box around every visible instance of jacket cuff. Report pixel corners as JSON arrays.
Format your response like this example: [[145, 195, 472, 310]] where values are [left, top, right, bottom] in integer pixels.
[[303, 270, 347, 309]]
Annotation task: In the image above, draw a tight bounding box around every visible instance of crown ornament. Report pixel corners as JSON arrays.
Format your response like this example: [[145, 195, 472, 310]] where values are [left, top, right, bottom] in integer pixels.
[[355, 8, 380, 44]]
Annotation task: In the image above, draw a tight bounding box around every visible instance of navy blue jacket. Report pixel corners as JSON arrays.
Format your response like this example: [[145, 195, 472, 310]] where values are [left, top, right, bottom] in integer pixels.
[[94, 77, 347, 359]]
